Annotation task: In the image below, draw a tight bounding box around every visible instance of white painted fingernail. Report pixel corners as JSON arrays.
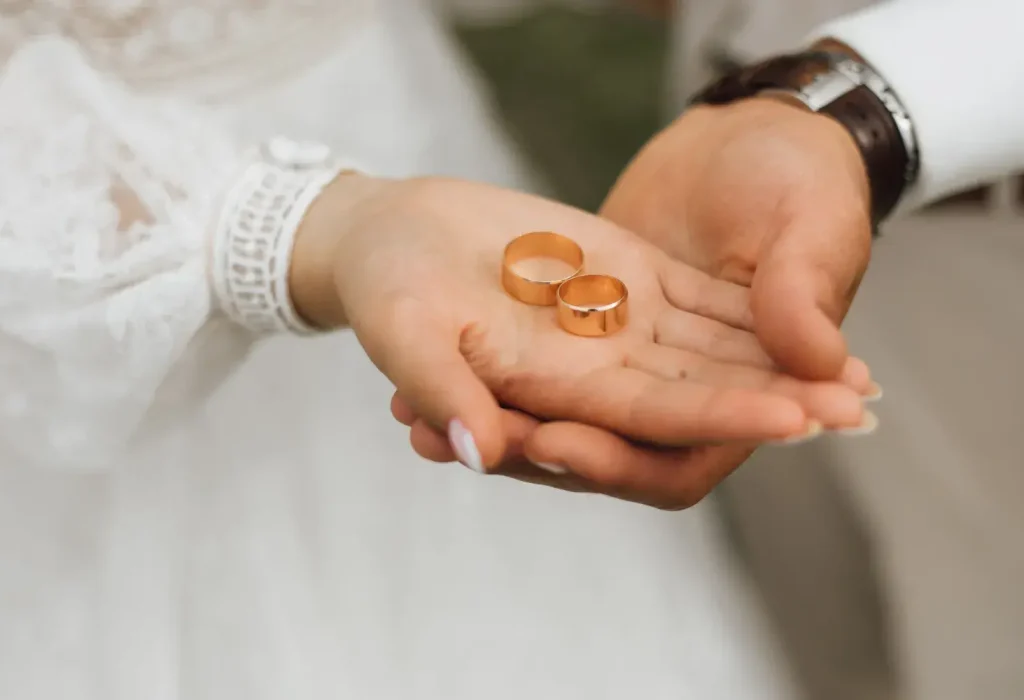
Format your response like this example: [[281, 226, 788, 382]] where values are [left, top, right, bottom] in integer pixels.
[[448, 419, 484, 473], [864, 381, 884, 403], [769, 420, 824, 447], [532, 462, 568, 475], [836, 409, 879, 436]]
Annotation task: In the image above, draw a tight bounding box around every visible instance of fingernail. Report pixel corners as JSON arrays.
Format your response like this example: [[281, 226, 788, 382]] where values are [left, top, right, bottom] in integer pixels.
[[769, 420, 824, 447], [448, 419, 484, 473], [531, 461, 568, 475], [835, 409, 879, 437], [864, 381, 884, 403]]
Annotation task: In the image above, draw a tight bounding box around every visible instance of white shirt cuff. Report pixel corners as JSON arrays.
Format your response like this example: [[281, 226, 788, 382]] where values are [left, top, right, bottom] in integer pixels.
[[812, 0, 1024, 211]]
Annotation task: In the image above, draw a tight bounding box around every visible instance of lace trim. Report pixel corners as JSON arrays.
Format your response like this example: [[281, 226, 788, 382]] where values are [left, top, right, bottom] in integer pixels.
[[0, 1, 374, 94], [211, 137, 354, 335], [0, 36, 247, 468]]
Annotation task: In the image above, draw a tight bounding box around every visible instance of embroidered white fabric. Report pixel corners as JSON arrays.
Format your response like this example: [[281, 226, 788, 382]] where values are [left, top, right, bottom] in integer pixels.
[[211, 141, 347, 335], [0, 37, 248, 469], [0, 1, 369, 89], [0, 3, 366, 469]]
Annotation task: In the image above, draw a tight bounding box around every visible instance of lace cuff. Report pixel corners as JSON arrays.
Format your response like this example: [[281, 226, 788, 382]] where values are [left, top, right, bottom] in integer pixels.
[[211, 138, 353, 335]]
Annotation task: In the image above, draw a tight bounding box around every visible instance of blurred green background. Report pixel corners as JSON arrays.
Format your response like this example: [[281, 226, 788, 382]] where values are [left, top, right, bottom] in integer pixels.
[[455, 6, 670, 211]]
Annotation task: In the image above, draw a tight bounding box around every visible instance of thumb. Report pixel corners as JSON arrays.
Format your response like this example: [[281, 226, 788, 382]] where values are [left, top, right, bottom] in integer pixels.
[[751, 209, 871, 381], [362, 307, 506, 473]]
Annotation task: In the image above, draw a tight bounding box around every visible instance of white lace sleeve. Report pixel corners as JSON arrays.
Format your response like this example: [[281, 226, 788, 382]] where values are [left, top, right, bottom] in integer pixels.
[[0, 36, 258, 470]]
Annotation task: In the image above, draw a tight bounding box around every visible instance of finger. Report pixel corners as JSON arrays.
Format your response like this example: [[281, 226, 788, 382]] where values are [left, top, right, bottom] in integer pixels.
[[752, 209, 871, 380], [409, 419, 458, 462], [653, 311, 875, 395], [400, 395, 689, 487], [408, 406, 539, 470], [658, 257, 755, 331], [524, 422, 756, 510], [407, 409, 599, 486], [407, 412, 767, 508], [501, 365, 810, 446], [625, 344, 865, 428], [362, 306, 505, 472], [654, 307, 774, 368], [841, 356, 875, 395], [390, 392, 417, 426]]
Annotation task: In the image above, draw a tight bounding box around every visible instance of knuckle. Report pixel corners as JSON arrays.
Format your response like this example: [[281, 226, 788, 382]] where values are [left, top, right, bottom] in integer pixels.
[[594, 467, 636, 496], [710, 253, 758, 287], [458, 321, 503, 384], [661, 484, 712, 511], [458, 319, 530, 388]]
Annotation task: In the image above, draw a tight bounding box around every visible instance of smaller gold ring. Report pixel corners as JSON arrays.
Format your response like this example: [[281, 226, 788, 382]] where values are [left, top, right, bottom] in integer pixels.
[[502, 232, 584, 306], [557, 274, 629, 337]]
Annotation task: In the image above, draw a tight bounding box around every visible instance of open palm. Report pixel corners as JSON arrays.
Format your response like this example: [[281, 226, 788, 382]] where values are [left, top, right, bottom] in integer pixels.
[[338, 177, 866, 473]]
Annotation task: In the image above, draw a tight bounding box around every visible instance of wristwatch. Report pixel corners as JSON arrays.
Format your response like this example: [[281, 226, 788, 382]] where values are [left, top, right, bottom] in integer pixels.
[[690, 44, 919, 226]]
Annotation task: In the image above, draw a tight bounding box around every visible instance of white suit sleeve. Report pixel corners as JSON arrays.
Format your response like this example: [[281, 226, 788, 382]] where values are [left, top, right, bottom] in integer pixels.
[[0, 37, 266, 469], [814, 0, 1024, 210]]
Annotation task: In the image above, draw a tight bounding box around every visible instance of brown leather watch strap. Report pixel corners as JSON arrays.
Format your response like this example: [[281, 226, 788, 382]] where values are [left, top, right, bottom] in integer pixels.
[[691, 53, 834, 108], [819, 86, 909, 225]]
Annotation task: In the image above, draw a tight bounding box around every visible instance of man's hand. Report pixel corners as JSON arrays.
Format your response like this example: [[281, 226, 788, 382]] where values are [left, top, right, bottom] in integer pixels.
[[602, 97, 873, 380]]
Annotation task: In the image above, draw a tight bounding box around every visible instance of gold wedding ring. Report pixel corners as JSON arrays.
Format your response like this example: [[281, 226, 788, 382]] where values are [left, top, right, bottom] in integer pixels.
[[502, 231, 584, 306], [557, 274, 629, 337]]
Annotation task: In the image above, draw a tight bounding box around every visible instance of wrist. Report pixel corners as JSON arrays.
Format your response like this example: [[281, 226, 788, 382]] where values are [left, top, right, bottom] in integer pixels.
[[290, 172, 390, 330], [211, 138, 372, 336]]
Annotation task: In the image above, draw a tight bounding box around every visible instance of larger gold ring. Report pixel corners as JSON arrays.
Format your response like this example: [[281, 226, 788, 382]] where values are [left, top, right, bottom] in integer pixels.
[[502, 231, 584, 306], [557, 274, 629, 337]]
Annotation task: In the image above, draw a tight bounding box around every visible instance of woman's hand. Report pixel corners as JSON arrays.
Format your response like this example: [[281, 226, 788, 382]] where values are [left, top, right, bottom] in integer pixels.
[[296, 174, 869, 476]]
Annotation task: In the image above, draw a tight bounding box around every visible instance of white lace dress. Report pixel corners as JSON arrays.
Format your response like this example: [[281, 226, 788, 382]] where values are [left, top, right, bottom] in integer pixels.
[[0, 2, 796, 698]]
